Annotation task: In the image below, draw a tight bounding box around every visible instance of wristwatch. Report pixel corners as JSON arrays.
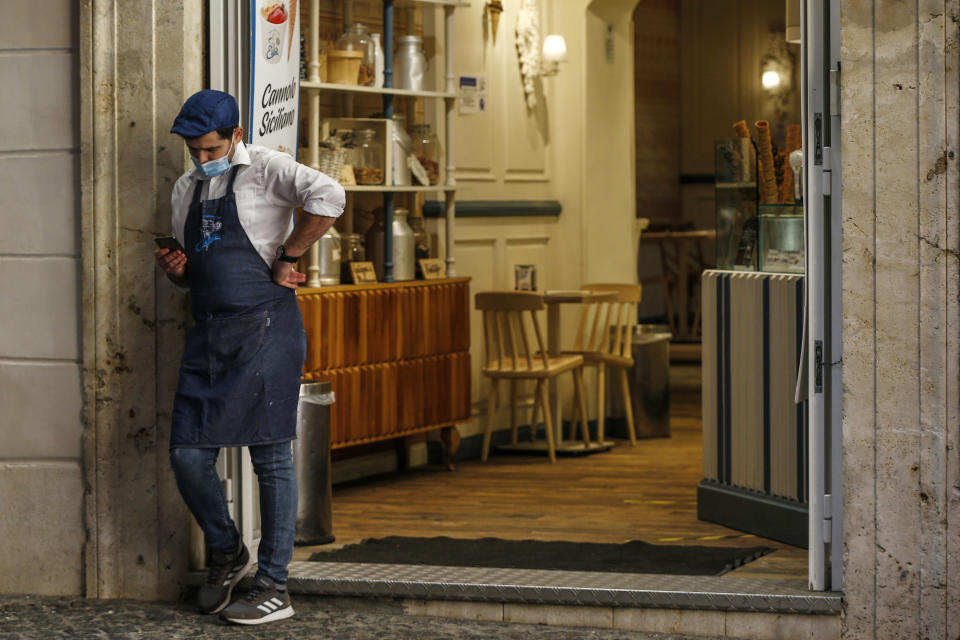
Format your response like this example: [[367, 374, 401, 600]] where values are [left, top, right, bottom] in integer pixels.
[[276, 244, 301, 264]]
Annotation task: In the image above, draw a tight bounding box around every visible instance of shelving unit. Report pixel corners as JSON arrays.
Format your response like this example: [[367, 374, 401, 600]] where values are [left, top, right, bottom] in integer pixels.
[[300, 80, 456, 99], [302, 0, 463, 283], [344, 185, 457, 192]]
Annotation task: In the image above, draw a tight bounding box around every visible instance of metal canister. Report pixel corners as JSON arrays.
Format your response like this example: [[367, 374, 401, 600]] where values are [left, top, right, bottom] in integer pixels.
[[366, 208, 415, 281], [316, 227, 341, 286], [393, 35, 427, 91]]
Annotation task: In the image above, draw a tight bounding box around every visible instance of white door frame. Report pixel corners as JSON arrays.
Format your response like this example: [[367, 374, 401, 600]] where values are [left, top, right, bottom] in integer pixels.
[[802, 0, 843, 592]]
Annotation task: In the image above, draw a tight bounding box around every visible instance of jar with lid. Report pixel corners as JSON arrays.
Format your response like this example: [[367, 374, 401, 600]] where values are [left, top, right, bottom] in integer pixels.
[[339, 233, 366, 283], [314, 226, 341, 286], [365, 208, 416, 281], [408, 213, 431, 259], [410, 124, 441, 185], [353, 129, 384, 185], [394, 35, 427, 91], [334, 24, 375, 86]]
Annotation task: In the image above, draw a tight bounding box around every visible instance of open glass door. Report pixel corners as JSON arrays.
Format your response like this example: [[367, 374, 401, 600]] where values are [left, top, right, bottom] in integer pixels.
[[801, 0, 843, 592]]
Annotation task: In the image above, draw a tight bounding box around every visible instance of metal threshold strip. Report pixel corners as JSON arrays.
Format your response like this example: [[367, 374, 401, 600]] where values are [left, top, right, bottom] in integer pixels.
[[285, 561, 841, 615]]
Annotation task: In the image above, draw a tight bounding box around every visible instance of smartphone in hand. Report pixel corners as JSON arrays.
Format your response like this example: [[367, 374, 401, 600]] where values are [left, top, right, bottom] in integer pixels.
[[154, 236, 185, 254]]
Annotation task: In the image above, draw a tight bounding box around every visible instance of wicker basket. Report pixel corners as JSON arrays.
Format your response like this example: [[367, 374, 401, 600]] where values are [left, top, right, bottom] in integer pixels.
[[316, 137, 346, 182]]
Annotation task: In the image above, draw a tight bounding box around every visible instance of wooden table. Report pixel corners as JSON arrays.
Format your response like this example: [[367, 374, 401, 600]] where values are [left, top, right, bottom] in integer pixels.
[[641, 229, 715, 340], [498, 290, 617, 456]]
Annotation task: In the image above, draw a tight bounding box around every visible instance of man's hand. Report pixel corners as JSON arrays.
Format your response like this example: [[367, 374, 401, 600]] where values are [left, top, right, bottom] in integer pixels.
[[273, 259, 307, 289], [155, 247, 188, 286]]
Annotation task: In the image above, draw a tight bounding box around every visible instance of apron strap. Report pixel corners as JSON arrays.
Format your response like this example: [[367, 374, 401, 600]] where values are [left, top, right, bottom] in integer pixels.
[[225, 164, 241, 194], [189, 165, 242, 207], [190, 175, 204, 207]]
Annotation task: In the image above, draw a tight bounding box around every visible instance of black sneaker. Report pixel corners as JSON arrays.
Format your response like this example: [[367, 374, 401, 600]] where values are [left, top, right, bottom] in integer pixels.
[[196, 542, 253, 614], [219, 575, 294, 625]]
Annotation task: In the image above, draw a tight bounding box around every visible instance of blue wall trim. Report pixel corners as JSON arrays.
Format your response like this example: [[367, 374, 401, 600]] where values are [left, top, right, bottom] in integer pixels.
[[422, 200, 562, 218]]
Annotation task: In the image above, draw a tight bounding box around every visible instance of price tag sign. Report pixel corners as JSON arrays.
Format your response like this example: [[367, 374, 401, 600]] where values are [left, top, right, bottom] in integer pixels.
[[349, 261, 378, 284], [418, 258, 446, 280]]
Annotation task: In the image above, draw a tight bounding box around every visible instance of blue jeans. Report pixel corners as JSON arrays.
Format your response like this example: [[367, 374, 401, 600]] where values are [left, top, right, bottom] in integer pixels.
[[170, 441, 297, 584]]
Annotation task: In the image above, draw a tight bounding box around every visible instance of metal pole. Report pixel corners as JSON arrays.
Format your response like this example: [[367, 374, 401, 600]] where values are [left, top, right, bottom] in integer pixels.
[[443, 5, 456, 276], [306, 0, 322, 287], [382, 0, 395, 282]]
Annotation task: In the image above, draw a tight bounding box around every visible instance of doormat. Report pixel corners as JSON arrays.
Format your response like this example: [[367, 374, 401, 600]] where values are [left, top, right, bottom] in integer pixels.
[[309, 536, 773, 576]]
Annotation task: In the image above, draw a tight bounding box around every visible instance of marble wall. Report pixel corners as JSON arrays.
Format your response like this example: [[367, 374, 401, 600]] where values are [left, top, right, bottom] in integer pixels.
[[79, 0, 203, 599], [841, 0, 960, 637]]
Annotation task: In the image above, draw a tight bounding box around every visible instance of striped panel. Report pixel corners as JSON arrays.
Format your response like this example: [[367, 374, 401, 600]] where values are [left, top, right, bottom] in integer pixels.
[[700, 272, 718, 482], [701, 270, 806, 503], [729, 273, 765, 492]]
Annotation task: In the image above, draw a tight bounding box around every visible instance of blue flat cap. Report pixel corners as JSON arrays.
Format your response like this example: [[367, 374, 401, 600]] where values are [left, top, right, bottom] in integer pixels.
[[170, 90, 240, 138]]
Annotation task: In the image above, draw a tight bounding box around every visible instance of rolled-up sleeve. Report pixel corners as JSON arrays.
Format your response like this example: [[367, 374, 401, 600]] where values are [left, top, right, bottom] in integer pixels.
[[261, 151, 345, 218]]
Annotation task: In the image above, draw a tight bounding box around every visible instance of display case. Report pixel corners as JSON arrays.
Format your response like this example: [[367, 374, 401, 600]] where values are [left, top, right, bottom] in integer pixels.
[[714, 138, 758, 270], [758, 204, 804, 273]]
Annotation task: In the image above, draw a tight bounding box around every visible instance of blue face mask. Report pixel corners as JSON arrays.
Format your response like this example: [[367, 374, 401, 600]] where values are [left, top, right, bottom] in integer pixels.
[[192, 138, 235, 177]]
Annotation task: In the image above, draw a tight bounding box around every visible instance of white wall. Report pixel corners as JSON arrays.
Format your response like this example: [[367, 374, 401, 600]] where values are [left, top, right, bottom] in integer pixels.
[[0, 0, 84, 595], [424, 0, 639, 443]]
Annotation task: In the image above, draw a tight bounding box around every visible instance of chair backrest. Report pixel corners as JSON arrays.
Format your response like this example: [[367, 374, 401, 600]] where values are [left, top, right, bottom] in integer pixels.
[[573, 283, 643, 359], [474, 291, 549, 371]]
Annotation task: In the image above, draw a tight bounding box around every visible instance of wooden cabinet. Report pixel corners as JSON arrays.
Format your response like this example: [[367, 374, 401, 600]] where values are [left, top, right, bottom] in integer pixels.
[[297, 278, 470, 449]]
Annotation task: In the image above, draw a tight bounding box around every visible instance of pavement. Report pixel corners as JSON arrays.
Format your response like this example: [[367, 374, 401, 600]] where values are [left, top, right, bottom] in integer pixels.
[[0, 593, 724, 640]]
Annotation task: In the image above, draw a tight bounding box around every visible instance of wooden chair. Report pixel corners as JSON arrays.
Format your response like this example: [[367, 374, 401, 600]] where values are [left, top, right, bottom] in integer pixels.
[[567, 283, 644, 446], [476, 291, 591, 463]]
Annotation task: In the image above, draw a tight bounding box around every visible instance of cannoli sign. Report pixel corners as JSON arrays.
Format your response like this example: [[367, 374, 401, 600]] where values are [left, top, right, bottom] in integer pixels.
[[249, 0, 300, 157]]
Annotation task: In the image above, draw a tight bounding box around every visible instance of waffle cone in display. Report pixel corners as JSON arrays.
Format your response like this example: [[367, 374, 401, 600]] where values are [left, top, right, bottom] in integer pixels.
[[732, 120, 750, 138], [488, 2, 503, 40], [785, 124, 802, 153], [754, 120, 778, 204], [287, 0, 298, 61], [778, 152, 794, 203]]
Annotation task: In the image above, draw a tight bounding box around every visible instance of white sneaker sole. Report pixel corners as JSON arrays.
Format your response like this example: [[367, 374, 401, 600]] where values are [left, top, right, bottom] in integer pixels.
[[208, 554, 255, 615], [224, 604, 294, 625]]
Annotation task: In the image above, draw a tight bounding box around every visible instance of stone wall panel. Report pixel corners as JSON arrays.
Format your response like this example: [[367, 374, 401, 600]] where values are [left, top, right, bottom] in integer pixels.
[[840, 0, 878, 635]]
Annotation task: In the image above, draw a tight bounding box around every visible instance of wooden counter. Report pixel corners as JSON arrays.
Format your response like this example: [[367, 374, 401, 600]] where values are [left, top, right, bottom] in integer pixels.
[[297, 278, 471, 451]]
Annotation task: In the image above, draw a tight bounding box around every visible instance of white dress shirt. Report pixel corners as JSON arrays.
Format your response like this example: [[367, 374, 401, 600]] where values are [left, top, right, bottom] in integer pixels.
[[170, 141, 345, 266]]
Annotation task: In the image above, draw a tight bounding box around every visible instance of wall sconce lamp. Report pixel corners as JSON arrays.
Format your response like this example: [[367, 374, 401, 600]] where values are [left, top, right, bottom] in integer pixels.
[[540, 34, 567, 76], [761, 58, 790, 92], [761, 70, 781, 89]]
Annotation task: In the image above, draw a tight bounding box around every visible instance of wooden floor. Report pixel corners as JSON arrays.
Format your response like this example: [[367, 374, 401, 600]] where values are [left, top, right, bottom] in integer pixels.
[[296, 364, 807, 583]]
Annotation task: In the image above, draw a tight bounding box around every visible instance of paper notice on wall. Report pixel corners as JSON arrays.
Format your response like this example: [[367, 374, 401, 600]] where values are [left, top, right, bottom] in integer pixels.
[[458, 75, 487, 115], [250, 0, 300, 157]]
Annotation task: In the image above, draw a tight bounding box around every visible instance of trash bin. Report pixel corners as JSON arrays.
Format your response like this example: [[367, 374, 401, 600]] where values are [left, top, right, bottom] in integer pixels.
[[294, 380, 336, 545], [608, 325, 672, 438]]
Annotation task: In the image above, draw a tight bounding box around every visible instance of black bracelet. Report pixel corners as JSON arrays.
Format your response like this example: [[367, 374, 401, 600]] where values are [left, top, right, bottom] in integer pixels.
[[277, 244, 301, 263]]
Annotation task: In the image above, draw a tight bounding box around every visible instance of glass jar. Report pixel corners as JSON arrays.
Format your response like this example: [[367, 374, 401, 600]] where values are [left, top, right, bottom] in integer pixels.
[[394, 35, 427, 91], [353, 129, 384, 185], [408, 213, 431, 259], [339, 233, 366, 284], [335, 24, 376, 86], [410, 124, 441, 185]]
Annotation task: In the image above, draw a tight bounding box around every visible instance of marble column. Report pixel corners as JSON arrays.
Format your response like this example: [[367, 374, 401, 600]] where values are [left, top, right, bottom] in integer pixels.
[[79, 0, 203, 599], [841, 1, 960, 638]]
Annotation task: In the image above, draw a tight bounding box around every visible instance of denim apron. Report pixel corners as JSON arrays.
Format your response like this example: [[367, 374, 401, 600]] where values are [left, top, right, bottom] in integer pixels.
[[170, 166, 305, 447]]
